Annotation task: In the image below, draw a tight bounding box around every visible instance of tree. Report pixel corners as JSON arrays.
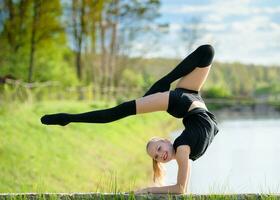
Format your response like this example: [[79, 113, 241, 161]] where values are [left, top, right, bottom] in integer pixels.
[[27, 0, 65, 82], [98, 0, 161, 93], [63, 0, 104, 83], [0, 0, 72, 83], [0, 0, 31, 77]]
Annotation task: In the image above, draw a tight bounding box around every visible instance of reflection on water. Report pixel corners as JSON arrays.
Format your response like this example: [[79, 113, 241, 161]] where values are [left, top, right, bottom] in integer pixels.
[[164, 118, 280, 194]]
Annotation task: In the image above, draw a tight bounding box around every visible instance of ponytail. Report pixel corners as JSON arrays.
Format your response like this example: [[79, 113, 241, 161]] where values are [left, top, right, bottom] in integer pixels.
[[152, 158, 166, 186]]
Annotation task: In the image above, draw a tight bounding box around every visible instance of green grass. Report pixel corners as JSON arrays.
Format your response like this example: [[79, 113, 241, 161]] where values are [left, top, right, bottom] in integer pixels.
[[1, 192, 280, 200], [0, 100, 180, 193]]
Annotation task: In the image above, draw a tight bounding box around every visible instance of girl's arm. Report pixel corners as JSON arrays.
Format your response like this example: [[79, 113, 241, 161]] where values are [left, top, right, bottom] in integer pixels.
[[175, 145, 191, 193], [135, 145, 191, 194]]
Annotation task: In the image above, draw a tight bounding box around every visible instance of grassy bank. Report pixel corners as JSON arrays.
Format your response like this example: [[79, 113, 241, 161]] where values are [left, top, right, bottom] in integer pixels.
[[0, 100, 180, 193]]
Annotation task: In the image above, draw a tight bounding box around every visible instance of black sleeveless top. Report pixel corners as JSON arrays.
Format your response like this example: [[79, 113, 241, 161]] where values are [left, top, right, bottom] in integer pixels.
[[167, 87, 219, 161]]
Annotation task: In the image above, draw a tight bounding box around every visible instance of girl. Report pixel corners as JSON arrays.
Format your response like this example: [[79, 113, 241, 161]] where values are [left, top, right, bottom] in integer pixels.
[[41, 44, 219, 194]]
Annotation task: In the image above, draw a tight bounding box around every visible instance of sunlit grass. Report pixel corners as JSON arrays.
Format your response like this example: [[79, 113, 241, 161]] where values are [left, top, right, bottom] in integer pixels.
[[0, 100, 179, 193], [1, 174, 279, 199]]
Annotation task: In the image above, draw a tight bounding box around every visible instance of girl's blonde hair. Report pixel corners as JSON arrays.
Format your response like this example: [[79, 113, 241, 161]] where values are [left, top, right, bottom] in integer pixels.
[[146, 137, 166, 186]]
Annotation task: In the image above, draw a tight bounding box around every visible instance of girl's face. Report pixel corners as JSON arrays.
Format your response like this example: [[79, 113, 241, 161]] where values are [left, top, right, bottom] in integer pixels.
[[147, 139, 175, 163]]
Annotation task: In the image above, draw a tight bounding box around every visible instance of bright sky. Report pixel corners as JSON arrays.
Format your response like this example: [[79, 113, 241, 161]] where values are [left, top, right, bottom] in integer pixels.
[[131, 0, 280, 66]]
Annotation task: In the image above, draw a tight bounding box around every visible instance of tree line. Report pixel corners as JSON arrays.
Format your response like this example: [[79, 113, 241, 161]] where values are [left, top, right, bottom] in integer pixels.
[[130, 58, 280, 98], [0, 0, 161, 88], [0, 0, 279, 99]]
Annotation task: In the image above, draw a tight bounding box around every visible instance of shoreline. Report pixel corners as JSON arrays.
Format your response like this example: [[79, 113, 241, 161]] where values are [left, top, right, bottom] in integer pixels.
[[208, 102, 280, 121]]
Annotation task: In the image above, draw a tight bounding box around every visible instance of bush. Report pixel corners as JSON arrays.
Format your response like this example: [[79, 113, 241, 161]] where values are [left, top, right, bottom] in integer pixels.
[[203, 85, 232, 98], [255, 82, 280, 96]]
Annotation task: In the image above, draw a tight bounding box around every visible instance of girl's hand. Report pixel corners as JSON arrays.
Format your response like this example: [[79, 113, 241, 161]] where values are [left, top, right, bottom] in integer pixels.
[[134, 187, 149, 195]]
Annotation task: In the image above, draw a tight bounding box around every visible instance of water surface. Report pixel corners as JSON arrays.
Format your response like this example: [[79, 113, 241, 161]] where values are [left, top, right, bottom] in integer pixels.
[[164, 118, 280, 194]]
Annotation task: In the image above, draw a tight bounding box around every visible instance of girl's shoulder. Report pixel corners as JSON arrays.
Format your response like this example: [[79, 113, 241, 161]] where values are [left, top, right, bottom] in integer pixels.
[[175, 145, 191, 164]]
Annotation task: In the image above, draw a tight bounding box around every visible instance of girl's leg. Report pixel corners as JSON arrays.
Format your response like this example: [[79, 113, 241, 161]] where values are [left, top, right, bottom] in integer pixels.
[[41, 92, 170, 126], [175, 65, 211, 91], [41, 100, 137, 126], [136, 91, 169, 114], [143, 44, 214, 97], [175, 66, 212, 112]]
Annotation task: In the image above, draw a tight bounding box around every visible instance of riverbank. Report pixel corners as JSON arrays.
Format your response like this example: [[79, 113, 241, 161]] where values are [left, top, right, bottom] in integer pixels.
[[0, 100, 180, 193], [205, 99, 280, 121]]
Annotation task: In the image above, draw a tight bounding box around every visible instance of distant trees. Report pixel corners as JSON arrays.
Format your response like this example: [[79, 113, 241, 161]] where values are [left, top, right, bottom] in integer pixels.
[[119, 57, 280, 98], [59, 0, 162, 92], [0, 0, 279, 100], [0, 0, 161, 88], [202, 62, 280, 98], [0, 0, 75, 85], [87, 0, 161, 93]]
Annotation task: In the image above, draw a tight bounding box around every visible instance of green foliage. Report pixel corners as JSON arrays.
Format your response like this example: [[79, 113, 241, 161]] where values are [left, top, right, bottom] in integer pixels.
[[255, 82, 280, 95], [203, 85, 232, 98], [205, 62, 279, 97], [34, 40, 79, 86], [120, 68, 145, 88], [0, 0, 78, 85]]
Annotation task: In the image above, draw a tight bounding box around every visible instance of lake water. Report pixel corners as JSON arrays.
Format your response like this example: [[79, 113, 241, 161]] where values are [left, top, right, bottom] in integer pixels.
[[164, 117, 280, 194]]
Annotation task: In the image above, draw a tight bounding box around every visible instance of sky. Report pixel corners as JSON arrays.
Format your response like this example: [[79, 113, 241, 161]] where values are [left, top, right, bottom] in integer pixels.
[[131, 0, 280, 66]]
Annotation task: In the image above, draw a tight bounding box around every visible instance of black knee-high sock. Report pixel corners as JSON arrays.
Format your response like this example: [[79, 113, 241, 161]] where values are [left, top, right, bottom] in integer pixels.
[[143, 44, 215, 97], [40, 100, 136, 126]]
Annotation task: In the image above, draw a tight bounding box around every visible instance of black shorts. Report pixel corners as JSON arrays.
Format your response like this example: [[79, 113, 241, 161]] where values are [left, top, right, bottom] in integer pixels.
[[167, 87, 205, 118], [167, 87, 219, 161]]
